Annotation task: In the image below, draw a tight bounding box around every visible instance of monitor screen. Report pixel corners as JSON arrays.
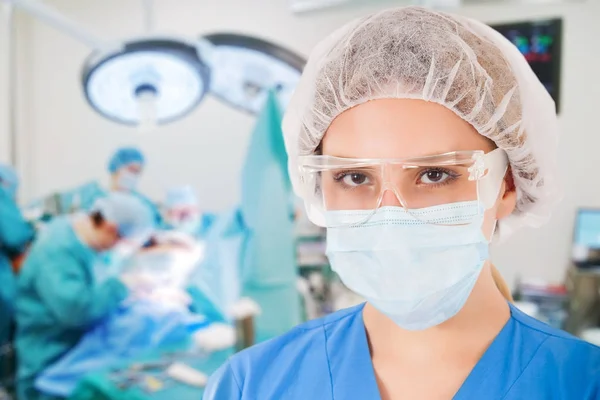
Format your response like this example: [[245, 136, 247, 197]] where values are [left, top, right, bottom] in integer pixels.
[[574, 209, 600, 249], [491, 19, 562, 113]]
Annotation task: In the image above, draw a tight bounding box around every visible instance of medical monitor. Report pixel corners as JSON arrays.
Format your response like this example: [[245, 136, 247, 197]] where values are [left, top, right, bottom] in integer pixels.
[[491, 18, 562, 113]]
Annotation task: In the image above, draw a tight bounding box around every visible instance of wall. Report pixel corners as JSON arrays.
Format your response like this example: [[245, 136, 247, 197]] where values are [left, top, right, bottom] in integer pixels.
[[4, 0, 600, 288], [0, 4, 13, 163]]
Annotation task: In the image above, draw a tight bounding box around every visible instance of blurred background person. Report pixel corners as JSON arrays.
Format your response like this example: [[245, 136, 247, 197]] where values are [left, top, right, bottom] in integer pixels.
[[163, 186, 214, 237], [106, 147, 162, 225], [15, 192, 154, 400], [0, 164, 34, 388]]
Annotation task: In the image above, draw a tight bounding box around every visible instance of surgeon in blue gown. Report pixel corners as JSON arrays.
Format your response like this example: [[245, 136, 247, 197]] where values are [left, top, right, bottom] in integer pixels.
[[0, 164, 34, 372], [71, 147, 161, 225], [163, 186, 214, 236], [15, 192, 155, 400], [204, 7, 600, 399], [106, 147, 162, 225]]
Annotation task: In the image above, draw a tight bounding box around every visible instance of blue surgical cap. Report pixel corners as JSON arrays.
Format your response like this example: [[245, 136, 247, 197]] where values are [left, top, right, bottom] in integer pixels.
[[108, 147, 145, 174], [91, 192, 154, 239], [0, 163, 18, 197], [165, 186, 198, 209]]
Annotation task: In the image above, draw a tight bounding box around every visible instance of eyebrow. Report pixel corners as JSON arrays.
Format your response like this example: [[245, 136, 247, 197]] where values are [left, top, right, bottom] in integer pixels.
[[322, 149, 483, 159]]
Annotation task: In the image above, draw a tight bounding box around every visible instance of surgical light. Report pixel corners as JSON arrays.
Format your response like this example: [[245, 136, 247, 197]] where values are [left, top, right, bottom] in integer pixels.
[[202, 33, 305, 115], [82, 38, 210, 128], [7, 1, 307, 125]]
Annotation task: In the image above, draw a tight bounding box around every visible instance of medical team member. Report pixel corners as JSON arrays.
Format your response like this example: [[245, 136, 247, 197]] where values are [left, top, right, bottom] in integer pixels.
[[0, 164, 34, 369], [163, 186, 214, 237], [107, 146, 162, 225], [204, 7, 600, 399], [15, 192, 154, 400]]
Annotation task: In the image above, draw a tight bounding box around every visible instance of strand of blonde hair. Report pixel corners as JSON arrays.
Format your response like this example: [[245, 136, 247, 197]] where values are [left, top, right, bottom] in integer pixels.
[[491, 264, 513, 302]]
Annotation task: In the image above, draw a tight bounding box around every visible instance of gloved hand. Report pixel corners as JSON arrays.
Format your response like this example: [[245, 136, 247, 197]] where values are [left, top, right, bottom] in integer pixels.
[[120, 273, 155, 296], [147, 287, 192, 308], [227, 297, 261, 320], [193, 323, 236, 352]]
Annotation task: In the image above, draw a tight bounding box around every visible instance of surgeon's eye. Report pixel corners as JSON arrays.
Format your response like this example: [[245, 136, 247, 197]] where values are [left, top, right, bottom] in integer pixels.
[[333, 171, 372, 188], [417, 168, 460, 186]]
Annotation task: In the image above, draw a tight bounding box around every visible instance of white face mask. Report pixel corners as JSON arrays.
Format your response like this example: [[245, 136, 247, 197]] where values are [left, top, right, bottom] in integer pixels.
[[326, 201, 491, 331], [117, 171, 140, 191], [172, 216, 201, 235]]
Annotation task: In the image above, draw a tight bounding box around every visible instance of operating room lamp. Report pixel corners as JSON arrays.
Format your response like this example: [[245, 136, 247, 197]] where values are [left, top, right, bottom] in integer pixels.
[[3, 0, 306, 130], [202, 33, 305, 115], [4, 0, 210, 131]]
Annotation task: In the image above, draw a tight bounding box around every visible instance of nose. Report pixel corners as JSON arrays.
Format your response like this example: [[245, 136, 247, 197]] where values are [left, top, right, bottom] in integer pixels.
[[379, 188, 403, 207]]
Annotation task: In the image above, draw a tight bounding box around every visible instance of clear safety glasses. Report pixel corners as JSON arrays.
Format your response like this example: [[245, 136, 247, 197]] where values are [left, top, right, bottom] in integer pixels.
[[167, 207, 200, 224], [297, 148, 509, 227]]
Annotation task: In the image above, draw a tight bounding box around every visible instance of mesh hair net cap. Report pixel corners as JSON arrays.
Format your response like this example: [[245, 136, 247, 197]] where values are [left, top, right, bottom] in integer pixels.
[[108, 147, 145, 173], [91, 192, 154, 239], [282, 6, 560, 238]]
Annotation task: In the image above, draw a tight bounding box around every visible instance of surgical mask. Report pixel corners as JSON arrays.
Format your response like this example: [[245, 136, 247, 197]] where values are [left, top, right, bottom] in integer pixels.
[[178, 218, 200, 235], [117, 171, 140, 191], [326, 201, 491, 331], [167, 216, 200, 236]]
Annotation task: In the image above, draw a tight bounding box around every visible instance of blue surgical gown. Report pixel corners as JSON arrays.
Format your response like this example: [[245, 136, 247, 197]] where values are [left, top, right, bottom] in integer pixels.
[[15, 217, 129, 400], [187, 209, 245, 323], [240, 91, 300, 342], [0, 187, 34, 347], [204, 303, 600, 399], [132, 191, 162, 226]]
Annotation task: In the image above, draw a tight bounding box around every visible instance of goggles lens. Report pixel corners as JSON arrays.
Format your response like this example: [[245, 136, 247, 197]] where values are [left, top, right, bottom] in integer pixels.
[[298, 149, 508, 227]]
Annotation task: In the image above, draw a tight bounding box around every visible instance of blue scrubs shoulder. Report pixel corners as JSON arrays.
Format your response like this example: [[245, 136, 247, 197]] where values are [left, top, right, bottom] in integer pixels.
[[204, 303, 600, 400]]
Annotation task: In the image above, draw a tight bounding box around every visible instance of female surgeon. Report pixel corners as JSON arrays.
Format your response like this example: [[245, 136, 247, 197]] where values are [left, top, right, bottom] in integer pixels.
[[15, 192, 155, 400], [204, 6, 600, 399]]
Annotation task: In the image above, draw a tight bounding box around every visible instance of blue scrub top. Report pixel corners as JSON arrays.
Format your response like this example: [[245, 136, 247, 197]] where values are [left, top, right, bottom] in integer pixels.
[[15, 217, 128, 400], [131, 191, 162, 227], [0, 187, 34, 346], [204, 303, 600, 399]]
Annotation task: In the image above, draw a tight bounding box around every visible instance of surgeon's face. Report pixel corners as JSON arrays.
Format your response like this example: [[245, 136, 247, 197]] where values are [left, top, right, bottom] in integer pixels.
[[322, 98, 517, 234], [93, 222, 121, 251], [125, 163, 143, 175], [167, 207, 200, 225], [114, 163, 142, 192]]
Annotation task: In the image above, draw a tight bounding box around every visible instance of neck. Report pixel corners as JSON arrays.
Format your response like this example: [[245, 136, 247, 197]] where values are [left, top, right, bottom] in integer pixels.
[[110, 175, 119, 192], [363, 263, 510, 362]]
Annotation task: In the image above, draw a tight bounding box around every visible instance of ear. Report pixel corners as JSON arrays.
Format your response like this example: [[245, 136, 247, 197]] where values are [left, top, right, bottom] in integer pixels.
[[496, 168, 517, 220]]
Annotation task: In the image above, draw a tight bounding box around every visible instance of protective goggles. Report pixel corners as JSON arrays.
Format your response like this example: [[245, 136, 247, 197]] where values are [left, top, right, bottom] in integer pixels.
[[297, 148, 509, 227], [166, 207, 200, 223]]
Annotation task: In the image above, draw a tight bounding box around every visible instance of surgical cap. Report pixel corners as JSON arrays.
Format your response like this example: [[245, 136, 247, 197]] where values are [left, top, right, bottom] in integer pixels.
[[91, 192, 154, 239], [165, 186, 198, 209], [108, 147, 145, 174], [0, 163, 18, 197], [282, 6, 560, 238]]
